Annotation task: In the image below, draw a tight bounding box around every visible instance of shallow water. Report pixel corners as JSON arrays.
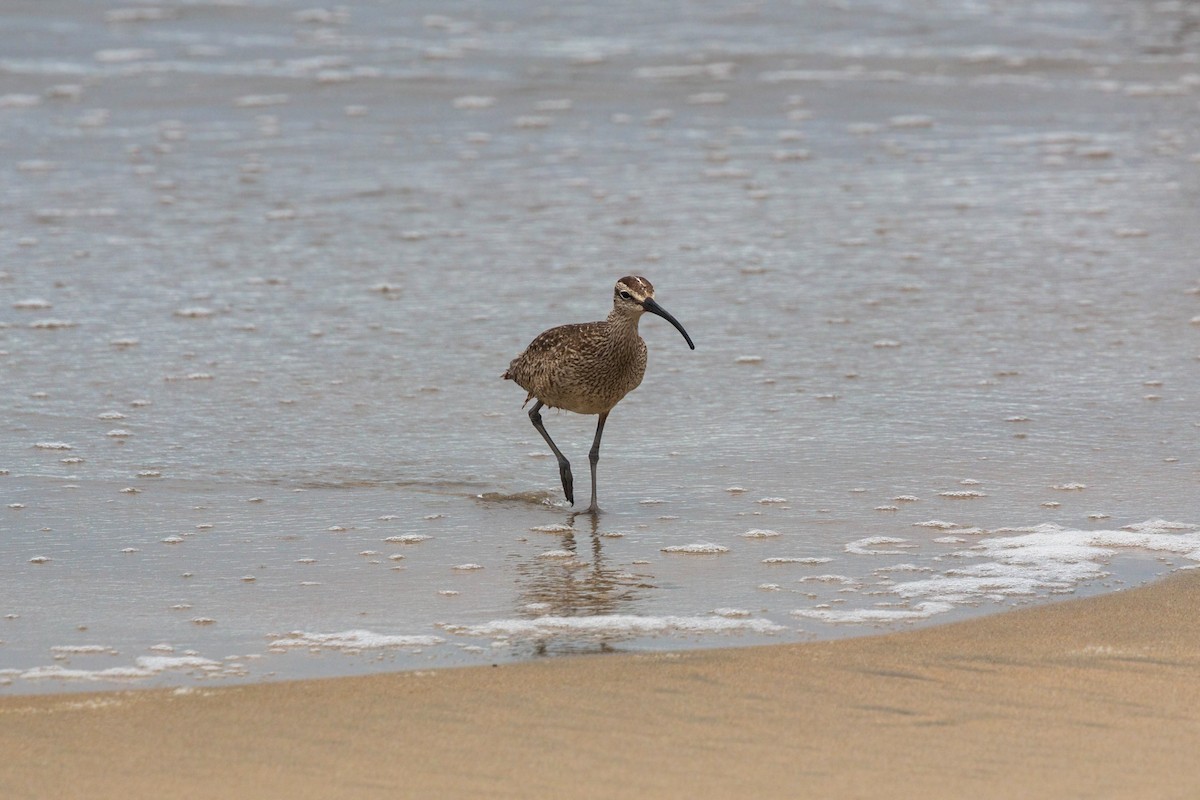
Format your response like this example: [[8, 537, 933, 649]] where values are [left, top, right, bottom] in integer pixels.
[[2, 0, 1199, 693]]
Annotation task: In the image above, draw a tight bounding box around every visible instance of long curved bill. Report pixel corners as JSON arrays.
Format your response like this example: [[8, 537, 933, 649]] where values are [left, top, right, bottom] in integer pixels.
[[642, 297, 695, 350]]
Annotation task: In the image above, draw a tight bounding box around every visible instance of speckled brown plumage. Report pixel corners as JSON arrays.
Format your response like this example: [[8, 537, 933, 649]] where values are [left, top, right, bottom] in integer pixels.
[[504, 316, 648, 415], [502, 276, 694, 514]]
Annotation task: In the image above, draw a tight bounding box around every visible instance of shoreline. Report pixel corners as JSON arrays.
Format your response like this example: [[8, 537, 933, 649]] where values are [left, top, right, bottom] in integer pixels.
[[4, 570, 1200, 798]]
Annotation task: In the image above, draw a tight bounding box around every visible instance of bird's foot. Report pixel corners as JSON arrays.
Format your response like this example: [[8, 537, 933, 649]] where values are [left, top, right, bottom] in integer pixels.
[[558, 463, 574, 506], [571, 503, 601, 517]]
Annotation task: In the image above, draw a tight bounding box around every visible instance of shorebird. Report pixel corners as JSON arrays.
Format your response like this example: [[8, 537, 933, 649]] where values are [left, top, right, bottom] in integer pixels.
[[503, 276, 695, 514]]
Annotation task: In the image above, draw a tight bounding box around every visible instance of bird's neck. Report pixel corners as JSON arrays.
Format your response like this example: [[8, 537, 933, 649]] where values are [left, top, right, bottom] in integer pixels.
[[605, 309, 643, 339]]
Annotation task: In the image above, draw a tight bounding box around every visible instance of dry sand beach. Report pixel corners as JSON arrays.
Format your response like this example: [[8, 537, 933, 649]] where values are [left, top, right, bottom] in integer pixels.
[[5, 569, 1199, 799]]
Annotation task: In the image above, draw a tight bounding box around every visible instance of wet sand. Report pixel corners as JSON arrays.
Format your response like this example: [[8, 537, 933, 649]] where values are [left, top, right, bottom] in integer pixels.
[[4, 570, 1199, 799]]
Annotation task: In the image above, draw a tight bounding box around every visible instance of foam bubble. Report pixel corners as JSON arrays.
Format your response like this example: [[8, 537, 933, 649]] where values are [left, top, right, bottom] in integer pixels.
[[0, 94, 41, 108], [50, 645, 116, 655], [514, 115, 551, 129], [174, 306, 215, 318], [1121, 519, 1196, 533], [105, 8, 176, 22], [95, 48, 156, 63], [889, 114, 934, 128], [740, 529, 781, 538], [845, 536, 912, 555], [661, 543, 729, 554], [799, 574, 857, 584], [530, 524, 573, 533], [234, 94, 289, 108], [636, 63, 734, 80]]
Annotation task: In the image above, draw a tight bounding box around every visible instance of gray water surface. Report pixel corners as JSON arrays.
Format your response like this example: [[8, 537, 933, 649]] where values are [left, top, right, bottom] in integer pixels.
[[2, 0, 1199, 693]]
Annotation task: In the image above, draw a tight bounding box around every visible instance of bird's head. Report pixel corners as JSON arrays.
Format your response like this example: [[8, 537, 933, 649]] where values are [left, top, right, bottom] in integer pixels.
[[613, 276, 695, 350]]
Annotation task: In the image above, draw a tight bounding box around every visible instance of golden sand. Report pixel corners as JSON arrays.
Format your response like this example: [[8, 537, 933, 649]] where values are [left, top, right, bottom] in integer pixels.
[[4, 571, 1200, 799]]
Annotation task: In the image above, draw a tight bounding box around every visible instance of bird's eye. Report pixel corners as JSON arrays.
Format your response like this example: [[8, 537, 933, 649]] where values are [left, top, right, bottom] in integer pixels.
[[619, 291, 632, 300]]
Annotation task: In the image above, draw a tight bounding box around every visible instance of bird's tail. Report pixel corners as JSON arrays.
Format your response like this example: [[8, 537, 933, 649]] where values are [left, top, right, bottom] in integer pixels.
[[502, 369, 531, 406]]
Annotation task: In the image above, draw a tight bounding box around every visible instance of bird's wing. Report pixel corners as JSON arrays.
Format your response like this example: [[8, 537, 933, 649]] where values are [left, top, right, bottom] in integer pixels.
[[520, 321, 603, 362], [507, 321, 604, 392]]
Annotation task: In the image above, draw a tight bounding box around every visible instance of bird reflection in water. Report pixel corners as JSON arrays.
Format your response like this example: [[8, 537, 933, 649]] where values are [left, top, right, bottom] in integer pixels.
[[515, 513, 657, 657]]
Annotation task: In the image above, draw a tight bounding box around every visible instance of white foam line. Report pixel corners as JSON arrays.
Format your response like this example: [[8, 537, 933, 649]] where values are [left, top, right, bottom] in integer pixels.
[[804, 519, 1200, 624], [792, 602, 954, 624], [442, 614, 785, 638], [19, 656, 226, 682], [893, 520, 1200, 604], [267, 630, 444, 650]]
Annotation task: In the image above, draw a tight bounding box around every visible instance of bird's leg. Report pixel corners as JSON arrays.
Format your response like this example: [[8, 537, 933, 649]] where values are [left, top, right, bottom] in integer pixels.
[[583, 411, 608, 515], [528, 400, 574, 505]]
